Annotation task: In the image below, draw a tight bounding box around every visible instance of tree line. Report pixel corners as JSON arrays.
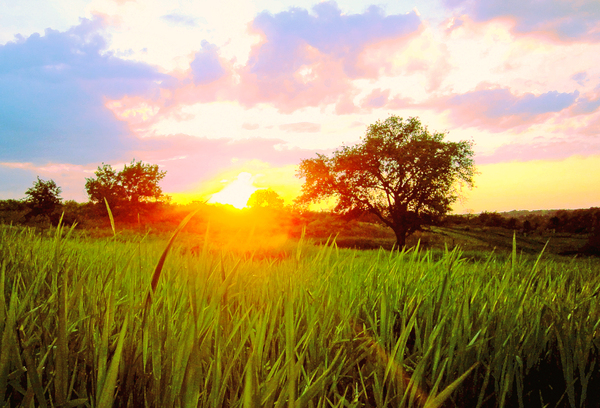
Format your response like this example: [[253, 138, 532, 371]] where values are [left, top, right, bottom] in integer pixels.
[[1, 115, 598, 253], [443, 208, 600, 235], [1, 160, 168, 225]]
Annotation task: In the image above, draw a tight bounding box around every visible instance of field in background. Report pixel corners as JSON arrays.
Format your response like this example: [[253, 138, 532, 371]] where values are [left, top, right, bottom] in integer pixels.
[[322, 223, 591, 256], [3, 200, 598, 258], [1, 221, 599, 408]]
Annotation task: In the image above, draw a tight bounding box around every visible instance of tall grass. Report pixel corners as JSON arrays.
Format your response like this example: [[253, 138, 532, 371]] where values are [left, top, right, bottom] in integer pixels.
[[0, 221, 599, 407]]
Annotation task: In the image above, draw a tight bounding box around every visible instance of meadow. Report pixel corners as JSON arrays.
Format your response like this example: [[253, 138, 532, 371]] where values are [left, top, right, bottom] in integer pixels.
[[1, 217, 599, 408]]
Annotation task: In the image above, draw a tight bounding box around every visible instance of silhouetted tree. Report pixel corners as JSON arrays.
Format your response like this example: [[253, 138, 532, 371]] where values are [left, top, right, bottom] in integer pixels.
[[506, 217, 520, 230], [581, 213, 600, 255], [120, 160, 167, 204], [477, 211, 504, 227], [247, 189, 284, 209], [85, 163, 125, 209], [24, 177, 62, 220], [296, 116, 475, 248], [523, 219, 533, 234], [85, 160, 167, 214]]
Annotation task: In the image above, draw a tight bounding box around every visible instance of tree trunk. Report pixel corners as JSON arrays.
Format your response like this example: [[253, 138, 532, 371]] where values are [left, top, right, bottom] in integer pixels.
[[393, 227, 407, 250]]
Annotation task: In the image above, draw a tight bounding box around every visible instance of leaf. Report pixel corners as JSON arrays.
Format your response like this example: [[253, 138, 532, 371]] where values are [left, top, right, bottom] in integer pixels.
[[96, 317, 129, 408], [424, 363, 479, 408], [104, 198, 116, 237]]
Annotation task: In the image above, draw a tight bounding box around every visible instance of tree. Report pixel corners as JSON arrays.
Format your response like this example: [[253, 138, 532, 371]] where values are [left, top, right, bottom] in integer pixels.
[[24, 177, 62, 219], [247, 189, 285, 209], [85, 160, 167, 210], [84, 163, 125, 209], [120, 160, 167, 204], [296, 116, 475, 248]]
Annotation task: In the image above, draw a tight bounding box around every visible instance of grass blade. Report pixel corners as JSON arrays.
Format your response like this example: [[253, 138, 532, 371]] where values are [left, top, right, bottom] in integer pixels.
[[424, 363, 479, 408], [104, 198, 116, 237], [97, 317, 129, 408]]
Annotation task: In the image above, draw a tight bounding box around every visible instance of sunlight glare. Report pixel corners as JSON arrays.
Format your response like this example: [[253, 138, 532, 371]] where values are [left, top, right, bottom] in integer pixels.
[[207, 172, 257, 209]]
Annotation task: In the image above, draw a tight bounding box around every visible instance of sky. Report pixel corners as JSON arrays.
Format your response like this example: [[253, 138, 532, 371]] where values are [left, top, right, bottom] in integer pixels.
[[1, 0, 599, 213]]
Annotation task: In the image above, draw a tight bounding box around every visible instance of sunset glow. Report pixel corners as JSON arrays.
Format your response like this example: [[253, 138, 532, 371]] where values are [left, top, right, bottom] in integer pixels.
[[1, 0, 599, 213], [207, 172, 258, 209]]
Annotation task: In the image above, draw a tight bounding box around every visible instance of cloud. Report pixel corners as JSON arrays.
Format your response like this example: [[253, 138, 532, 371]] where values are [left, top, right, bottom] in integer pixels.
[[122, 2, 424, 116], [445, 0, 600, 42], [571, 96, 600, 115], [248, 1, 421, 78], [234, 1, 421, 112], [361, 88, 390, 109], [0, 17, 172, 165], [160, 13, 202, 27], [189, 40, 226, 85], [242, 122, 260, 130], [130, 134, 330, 192], [571, 71, 589, 86], [476, 138, 600, 165], [279, 122, 321, 133], [437, 87, 580, 131]]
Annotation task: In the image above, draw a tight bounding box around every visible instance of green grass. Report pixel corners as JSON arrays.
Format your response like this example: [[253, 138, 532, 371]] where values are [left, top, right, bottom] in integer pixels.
[[1, 221, 599, 407]]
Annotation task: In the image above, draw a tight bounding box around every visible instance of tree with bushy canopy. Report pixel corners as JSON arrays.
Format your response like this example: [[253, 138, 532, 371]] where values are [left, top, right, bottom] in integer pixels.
[[296, 116, 475, 248], [247, 189, 285, 209], [85, 160, 167, 210], [24, 177, 62, 219]]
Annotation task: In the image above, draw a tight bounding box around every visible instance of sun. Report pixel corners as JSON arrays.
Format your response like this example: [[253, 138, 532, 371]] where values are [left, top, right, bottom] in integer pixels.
[[207, 172, 258, 209]]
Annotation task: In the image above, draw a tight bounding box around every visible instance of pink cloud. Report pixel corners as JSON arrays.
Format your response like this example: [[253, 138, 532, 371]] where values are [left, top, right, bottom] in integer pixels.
[[128, 134, 332, 192], [569, 86, 600, 115], [361, 88, 390, 109], [335, 92, 360, 115], [477, 137, 600, 164], [571, 71, 590, 86], [103, 3, 425, 119], [247, 2, 421, 79], [231, 2, 422, 112], [357, 31, 449, 92], [279, 122, 321, 133], [237, 52, 352, 113], [430, 87, 580, 131], [242, 123, 260, 130], [445, 0, 600, 42]]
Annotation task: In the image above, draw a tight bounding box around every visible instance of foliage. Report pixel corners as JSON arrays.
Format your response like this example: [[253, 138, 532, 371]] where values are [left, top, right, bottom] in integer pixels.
[[0, 199, 28, 224], [444, 207, 600, 237], [23, 176, 62, 219], [297, 116, 475, 247], [247, 188, 284, 208], [84, 163, 124, 209], [120, 160, 167, 204], [85, 160, 167, 214], [1, 225, 599, 407]]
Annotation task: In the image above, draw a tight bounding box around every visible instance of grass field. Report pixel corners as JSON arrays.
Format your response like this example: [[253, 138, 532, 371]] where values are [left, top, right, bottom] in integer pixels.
[[305, 218, 592, 256], [1, 219, 599, 408]]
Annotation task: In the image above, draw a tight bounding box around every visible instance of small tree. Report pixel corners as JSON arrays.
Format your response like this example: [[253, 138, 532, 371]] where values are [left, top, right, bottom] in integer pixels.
[[85, 160, 167, 211], [85, 163, 125, 209], [296, 116, 475, 248], [247, 189, 285, 209], [120, 160, 166, 204], [24, 177, 62, 219]]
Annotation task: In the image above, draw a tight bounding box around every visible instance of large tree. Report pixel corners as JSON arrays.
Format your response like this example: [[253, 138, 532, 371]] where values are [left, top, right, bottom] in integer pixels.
[[296, 116, 475, 248], [85, 160, 167, 210], [24, 177, 62, 219]]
